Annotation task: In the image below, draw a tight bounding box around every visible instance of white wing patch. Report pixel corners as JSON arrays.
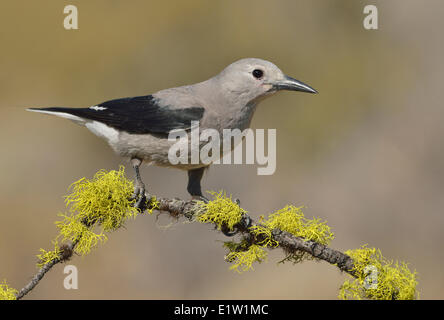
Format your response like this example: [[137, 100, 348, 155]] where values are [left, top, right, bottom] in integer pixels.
[[89, 106, 107, 111], [85, 121, 119, 144]]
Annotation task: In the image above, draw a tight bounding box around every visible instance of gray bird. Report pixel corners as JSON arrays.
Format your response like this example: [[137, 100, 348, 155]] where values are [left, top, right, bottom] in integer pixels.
[[28, 58, 317, 206]]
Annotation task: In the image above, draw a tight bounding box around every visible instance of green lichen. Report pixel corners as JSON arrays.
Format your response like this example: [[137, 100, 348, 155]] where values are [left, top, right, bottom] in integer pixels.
[[225, 244, 268, 273], [339, 245, 419, 300], [0, 280, 18, 300], [197, 191, 246, 232]]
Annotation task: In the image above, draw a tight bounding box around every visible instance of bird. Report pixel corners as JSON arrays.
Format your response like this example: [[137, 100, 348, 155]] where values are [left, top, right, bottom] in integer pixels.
[[28, 58, 317, 207]]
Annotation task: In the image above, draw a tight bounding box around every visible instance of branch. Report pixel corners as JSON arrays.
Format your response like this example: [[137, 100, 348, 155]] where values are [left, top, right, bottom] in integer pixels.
[[15, 240, 78, 300], [15, 194, 355, 300], [9, 167, 416, 300], [155, 196, 356, 276]]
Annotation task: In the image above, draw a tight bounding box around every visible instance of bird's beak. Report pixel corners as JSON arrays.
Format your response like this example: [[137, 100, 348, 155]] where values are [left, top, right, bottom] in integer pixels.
[[273, 75, 318, 94]]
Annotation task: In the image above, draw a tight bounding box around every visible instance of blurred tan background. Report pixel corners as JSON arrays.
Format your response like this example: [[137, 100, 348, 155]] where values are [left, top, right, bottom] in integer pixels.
[[0, 0, 442, 299]]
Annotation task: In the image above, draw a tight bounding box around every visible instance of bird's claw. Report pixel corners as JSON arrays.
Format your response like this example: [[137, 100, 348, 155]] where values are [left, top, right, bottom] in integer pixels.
[[130, 185, 143, 200], [131, 184, 147, 209], [135, 192, 146, 209], [221, 198, 251, 237], [221, 214, 252, 237]]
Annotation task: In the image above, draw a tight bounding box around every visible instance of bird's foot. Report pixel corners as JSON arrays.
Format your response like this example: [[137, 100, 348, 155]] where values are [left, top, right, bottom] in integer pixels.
[[130, 184, 144, 200], [221, 198, 252, 237], [131, 183, 147, 209]]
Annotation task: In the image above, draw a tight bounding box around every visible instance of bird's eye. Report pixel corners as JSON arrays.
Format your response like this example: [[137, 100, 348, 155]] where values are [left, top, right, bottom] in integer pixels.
[[252, 69, 264, 79]]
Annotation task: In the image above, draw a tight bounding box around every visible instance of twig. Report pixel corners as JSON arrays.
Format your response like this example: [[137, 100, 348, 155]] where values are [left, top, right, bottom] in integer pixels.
[[16, 240, 78, 300]]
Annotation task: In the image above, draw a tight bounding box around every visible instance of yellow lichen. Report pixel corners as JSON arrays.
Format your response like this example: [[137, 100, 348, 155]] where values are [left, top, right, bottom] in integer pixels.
[[55, 214, 107, 256], [0, 280, 18, 300], [197, 191, 245, 231], [265, 205, 334, 245], [36, 240, 62, 268], [217, 203, 336, 271], [146, 195, 160, 215], [65, 166, 139, 231], [223, 226, 278, 273], [249, 225, 279, 248], [36, 166, 144, 266], [25, 172, 419, 302], [259, 205, 334, 264], [225, 244, 268, 273], [339, 245, 419, 300]]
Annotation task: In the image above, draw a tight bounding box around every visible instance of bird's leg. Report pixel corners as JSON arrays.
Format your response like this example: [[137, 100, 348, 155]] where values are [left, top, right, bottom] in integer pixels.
[[187, 168, 251, 237], [130, 157, 146, 207], [233, 198, 251, 228], [187, 167, 209, 203], [187, 168, 249, 236], [219, 197, 251, 237]]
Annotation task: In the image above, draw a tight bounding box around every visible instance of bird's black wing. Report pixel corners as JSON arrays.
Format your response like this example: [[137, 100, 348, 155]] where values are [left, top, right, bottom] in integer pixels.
[[34, 95, 205, 135]]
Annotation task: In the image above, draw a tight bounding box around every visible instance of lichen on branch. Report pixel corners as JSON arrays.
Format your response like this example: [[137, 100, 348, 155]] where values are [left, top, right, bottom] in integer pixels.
[[196, 194, 335, 270], [197, 192, 418, 300], [38, 166, 158, 265], [0, 280, 18, 300], [0, 167, 419, 300], [196, 190, 246, 232], [339, 245, 418, 300]]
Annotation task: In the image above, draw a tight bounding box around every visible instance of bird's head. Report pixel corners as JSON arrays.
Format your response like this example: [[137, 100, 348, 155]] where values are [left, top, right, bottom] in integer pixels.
[[216, 58, 317, 105]]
